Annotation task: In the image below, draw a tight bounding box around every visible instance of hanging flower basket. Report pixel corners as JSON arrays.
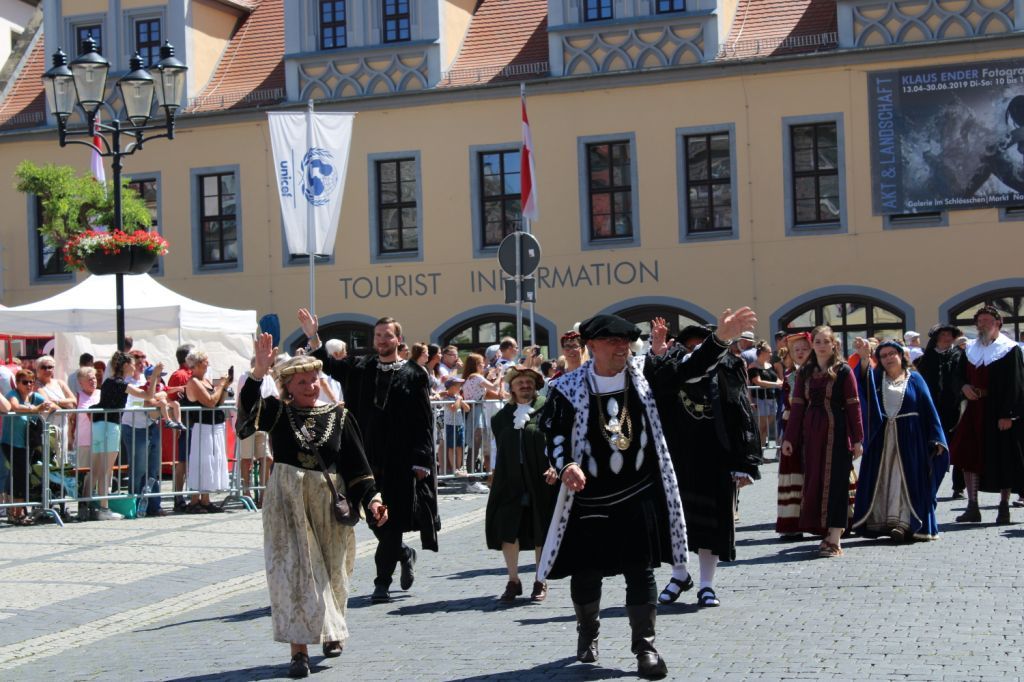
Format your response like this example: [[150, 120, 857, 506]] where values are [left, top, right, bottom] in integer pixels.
[[65, 230, 169, 274]]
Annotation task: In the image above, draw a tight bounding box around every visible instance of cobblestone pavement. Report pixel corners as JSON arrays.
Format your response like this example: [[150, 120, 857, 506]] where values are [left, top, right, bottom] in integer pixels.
[[1, 459, 1022, 681]]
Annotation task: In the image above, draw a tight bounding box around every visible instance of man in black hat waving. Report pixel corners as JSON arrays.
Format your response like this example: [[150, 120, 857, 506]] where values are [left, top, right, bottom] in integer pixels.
[[536, 307, 756, 679]]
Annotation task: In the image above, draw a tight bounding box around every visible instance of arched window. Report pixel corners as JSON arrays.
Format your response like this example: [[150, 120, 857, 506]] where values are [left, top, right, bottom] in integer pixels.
[[949, 289, 1024, 341], [440, 315, 549, 359], [290, 321, 375, 358], [779, 296, 905, 356], [614, 304, 710, 338]]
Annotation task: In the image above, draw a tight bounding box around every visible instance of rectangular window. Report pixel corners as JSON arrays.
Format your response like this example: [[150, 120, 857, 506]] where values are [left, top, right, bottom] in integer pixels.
[[198, 172, 238, 266], [479, 150, 522, 248], [127, 177, 160, 272], [34, 198, 66, 278], [587, 141, 633, 240], [684, 132, 732, 234], [584, 0, 613, 21], [134, 18, 161, 67], [376, 158, 418, 254], [319, 0, 347, 50], [76, 24, 102, 53], [127, 178, 159, 230], [790, 122, 840, 226], [382, 0, 411, 43], [656, 0, 685, 12]]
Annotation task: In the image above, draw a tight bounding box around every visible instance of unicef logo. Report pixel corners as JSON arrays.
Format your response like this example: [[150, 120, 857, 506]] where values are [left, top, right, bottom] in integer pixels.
[[300, 148, 338, 206]]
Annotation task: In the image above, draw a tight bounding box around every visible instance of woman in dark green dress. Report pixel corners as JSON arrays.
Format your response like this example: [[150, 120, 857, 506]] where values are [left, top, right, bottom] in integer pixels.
[[485, 366, 558, 602]]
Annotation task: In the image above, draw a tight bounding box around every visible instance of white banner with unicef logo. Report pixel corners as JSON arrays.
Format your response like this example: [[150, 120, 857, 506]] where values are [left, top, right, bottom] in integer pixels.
[[268, 110, 355, 255]]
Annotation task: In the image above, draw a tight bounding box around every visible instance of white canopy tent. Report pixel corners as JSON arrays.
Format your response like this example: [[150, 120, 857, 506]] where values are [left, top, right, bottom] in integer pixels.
[[0, 274, 257, 378]]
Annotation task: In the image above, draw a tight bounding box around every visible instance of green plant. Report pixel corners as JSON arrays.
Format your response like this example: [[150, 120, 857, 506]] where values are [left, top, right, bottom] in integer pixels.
[[14, 160, 152, 249]]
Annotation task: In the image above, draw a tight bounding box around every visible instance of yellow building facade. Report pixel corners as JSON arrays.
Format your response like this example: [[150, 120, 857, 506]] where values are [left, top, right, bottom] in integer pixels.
[[0, 0, 1022, 359]]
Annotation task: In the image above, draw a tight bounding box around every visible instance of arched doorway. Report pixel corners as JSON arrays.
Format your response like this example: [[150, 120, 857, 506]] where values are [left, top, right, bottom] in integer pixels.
[[289, 320, 375, 358], [439, 314, 550, 359], [949, 288, 1024, 341], [614, 304, 711, 339], [779, 295, 906, 356]]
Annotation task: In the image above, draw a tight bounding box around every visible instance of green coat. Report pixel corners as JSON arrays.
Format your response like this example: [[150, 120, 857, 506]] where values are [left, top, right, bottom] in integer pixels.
[[485, 396, 557, 550]]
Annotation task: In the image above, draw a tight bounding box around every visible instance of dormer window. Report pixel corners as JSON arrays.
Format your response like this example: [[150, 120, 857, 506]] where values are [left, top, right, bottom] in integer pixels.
[[383, 0, 411, 42], [583, 0, 613, 22], [135, 18, 161, 66], [656, 0, 685, 13], [76, 24, 102, 54], [320, 0, 347, 50]]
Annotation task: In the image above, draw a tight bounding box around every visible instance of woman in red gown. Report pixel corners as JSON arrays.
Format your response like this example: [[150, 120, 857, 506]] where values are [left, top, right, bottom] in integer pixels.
[[781, 326, 864, 557]]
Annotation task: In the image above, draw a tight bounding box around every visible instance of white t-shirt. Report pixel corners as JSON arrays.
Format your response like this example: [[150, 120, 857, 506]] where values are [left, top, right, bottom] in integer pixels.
[[0, 365, 14, 396], [121, 377, 152, 428]]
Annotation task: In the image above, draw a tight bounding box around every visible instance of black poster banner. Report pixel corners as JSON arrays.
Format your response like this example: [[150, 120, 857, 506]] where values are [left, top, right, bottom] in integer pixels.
[[868, 58, 1024, 214]]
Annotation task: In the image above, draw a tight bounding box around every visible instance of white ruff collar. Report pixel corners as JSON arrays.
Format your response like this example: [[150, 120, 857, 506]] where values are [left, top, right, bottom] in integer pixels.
[[966, 333, 1016, 366]]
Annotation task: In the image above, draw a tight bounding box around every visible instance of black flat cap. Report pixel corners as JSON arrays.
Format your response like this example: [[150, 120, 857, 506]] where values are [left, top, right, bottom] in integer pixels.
[[579, 314, 641, 342], [928, 323, 962, 338], [678, 324, 713, 344]]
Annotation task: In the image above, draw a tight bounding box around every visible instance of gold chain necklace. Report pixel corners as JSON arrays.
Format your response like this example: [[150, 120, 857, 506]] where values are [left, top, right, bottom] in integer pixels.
[[286, 404, 338, 450], [594, 377, 632, 452]]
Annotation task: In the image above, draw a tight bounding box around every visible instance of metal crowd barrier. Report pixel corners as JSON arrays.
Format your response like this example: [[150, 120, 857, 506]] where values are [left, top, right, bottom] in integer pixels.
[[747, 385, 781, 455], [432, 398, 504, 481], [0, 403, 258, 527]]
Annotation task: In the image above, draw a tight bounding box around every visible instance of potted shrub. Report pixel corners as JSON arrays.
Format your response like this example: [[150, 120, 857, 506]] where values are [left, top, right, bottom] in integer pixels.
[[14, 160, 163, 274]]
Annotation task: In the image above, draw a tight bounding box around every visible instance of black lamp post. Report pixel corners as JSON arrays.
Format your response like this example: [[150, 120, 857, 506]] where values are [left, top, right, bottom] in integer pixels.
[[42, 37, 187, 351]]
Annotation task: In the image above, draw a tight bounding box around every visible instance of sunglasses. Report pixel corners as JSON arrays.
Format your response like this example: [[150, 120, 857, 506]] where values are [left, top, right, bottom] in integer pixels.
[[38, 366, 54, 371], [18, 380, 33, 386]]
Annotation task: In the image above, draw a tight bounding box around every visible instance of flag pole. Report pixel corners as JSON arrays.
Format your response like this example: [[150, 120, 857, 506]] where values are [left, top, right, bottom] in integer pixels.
[[306, 99, 316, 316], [520, 83, 537, 350]]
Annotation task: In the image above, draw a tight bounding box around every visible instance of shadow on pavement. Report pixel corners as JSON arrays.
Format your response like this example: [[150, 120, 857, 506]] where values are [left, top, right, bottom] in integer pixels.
[[135, 606, 271, 632], [384, 595, 548, 615], [735, 522, 776, 532], [445, 656, 633, 681], [161, 659, 331, 681], [515, 606, 626, 626], [442, 564, 536, 580]]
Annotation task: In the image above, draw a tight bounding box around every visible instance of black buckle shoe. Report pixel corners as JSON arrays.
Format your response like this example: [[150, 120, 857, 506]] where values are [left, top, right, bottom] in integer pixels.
[[322, 641, 343, 658], [371, 584, 392, 604], [288, 652, 309, 678], [400, 547, 417, 590]]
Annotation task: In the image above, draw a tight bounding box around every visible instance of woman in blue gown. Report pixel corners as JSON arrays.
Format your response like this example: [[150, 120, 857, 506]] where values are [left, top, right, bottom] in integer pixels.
[[852, 340, 949, 542]]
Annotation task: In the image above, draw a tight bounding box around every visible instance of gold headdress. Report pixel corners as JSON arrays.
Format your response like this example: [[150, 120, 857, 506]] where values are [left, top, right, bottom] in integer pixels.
[[272, 356, 323, 399]]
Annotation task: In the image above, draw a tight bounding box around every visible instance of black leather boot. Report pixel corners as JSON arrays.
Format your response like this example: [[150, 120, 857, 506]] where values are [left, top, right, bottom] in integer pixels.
[[626, 604, 667, 679], [573, 600, 600, 663], [956, 501, 981, 523]]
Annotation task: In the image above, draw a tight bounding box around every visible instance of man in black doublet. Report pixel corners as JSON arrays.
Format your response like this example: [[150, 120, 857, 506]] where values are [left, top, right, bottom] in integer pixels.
[[537, 309, 756, 680], [302, 310, 437, 603], [649, 324, 761, 608]]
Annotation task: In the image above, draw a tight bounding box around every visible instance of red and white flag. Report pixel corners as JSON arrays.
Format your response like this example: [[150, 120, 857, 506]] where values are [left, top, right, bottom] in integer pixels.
[[91, 114, 106, 187], [90, 114, 107, 231], [520, 83, 538, 222]]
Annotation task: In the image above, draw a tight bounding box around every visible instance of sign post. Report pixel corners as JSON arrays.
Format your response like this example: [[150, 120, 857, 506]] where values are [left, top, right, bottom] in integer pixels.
[[497, 232, 541, 349]]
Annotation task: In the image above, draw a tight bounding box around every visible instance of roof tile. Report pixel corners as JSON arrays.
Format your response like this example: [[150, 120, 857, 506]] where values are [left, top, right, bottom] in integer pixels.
[[719, 0, 838, 60], [187, 0, 285, 113], [441, 0, 549, 87], [0, 35, 46, 131]]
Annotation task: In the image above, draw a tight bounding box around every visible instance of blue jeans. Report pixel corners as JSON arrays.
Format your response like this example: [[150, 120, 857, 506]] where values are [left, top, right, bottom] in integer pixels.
[[122, 422, 162, 514]]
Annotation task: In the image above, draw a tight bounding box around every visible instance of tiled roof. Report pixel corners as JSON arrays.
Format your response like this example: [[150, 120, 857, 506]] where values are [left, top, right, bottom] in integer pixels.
[[719, 0, 838, 60], [0, 33, 46, 131], [441, 0, 549, 88], [186, 0, 285, 113]]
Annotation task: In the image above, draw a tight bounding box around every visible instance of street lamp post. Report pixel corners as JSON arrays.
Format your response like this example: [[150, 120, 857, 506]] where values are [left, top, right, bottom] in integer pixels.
[[42, 37, 187, 351]]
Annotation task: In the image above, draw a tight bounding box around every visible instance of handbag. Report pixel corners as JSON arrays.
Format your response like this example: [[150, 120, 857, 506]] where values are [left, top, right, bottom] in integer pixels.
[[235, 396, 262, 440], [302, 408, 359, 527]]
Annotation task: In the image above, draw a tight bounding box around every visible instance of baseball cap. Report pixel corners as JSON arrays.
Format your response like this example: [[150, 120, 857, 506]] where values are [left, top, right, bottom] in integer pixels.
[[444, 376, 465, 389]]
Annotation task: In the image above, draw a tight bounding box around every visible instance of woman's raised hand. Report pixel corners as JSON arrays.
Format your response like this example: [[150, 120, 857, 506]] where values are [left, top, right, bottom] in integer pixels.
[[297, 308, 319, 338], [253, 333, 277, 377]]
